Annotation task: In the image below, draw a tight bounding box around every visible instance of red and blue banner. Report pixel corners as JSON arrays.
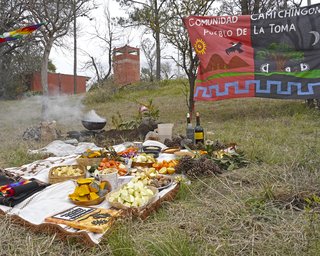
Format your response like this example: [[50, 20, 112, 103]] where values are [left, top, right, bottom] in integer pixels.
[[0, 23, 44, 44], [184, 4, 320, 101]]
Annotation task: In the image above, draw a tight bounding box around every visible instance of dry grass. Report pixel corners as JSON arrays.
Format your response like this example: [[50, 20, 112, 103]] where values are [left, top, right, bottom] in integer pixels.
[[1, 80, 320, 255]]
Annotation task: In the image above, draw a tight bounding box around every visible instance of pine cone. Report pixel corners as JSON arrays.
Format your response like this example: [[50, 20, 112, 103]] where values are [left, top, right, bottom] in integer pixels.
[[202, 158, 222, 174], [164, 138, 175, 147], [172, 136, 183, 146], [185, 157, 221, 178], [175, 156, 194, 174]]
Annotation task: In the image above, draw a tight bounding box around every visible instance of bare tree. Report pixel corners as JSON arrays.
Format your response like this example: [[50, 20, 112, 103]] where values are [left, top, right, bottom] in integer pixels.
[[81, 3, 120, 87], [141, 37, 156, 82], [163, 0, 216, 113], [26, 0, 94, 120], [117, 0, 169, 81], [217, 0, 302, 15], [161, 61, 174, 80]]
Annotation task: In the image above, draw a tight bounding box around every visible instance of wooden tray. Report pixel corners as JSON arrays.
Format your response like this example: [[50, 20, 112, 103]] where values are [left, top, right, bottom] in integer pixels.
[[48, 165, 86, 184]]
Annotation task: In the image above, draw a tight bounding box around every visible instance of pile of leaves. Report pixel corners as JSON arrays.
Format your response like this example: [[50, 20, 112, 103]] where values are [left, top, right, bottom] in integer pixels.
[[175, 140, 249, 178], [211, 149, 249, 171]]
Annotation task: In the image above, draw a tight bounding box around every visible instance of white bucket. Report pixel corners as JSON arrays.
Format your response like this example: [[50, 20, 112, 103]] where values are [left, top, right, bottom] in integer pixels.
[[98, 171, 118, 191], [157, 123, 174, 143]]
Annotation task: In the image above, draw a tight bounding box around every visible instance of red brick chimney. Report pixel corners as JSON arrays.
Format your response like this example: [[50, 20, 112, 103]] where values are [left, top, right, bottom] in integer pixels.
[[113, 45, 140, 86]]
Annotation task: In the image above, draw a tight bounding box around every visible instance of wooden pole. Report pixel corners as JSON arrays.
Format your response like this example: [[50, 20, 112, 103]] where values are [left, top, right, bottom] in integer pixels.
[[73, 0, 77, 94]]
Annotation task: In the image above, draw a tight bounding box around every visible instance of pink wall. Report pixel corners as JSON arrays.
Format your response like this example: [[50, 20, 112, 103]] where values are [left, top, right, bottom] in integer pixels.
[[31, 72, 88, 95]]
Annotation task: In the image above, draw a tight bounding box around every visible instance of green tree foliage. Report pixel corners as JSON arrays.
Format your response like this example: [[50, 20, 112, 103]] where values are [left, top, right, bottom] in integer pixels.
[[48, 59, 56, 73], [0, 0, 43, 99]]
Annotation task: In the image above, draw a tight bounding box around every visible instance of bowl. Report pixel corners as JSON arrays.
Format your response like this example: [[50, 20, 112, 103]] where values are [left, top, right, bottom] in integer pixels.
[[142, 146, 161, 158], [81, 120, 106, 130], [70, 196, 106, 206]]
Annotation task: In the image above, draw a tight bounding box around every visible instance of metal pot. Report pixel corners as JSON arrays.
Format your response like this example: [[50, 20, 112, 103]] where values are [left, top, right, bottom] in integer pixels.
[[81, 120, 106, 130]]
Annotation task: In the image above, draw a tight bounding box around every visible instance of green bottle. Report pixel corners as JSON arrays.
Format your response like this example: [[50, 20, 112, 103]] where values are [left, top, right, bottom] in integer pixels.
[[194, 112, 204, 144]]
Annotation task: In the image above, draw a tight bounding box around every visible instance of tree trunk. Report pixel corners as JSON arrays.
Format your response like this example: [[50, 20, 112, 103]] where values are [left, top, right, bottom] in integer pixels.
[[188, 74, 196, 114], [154, 0, 161, 81], [155, 31, 161, 80], [41, 39, 53, 121], [240, 0, 249, 15]]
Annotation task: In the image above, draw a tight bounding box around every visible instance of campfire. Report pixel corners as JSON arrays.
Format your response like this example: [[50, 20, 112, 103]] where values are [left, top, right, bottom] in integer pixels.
[[23, 110, 158, 146]]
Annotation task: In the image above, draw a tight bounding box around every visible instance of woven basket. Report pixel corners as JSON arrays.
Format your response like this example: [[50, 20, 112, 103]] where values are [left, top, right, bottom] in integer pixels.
[[131, 162, 154, 168], [48, 165, 86, 184], [106, 186, 158, 210], [76, 157, 103, 168]]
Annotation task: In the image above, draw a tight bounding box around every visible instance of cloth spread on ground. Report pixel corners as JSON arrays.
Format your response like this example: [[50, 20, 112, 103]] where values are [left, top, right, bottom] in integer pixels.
[[1, 140, 178, 245], [28, 140, 103, 157]]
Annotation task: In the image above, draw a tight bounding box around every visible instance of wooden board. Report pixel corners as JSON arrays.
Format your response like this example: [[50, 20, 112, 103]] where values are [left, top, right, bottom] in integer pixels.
[[45, 206, 124, 233]]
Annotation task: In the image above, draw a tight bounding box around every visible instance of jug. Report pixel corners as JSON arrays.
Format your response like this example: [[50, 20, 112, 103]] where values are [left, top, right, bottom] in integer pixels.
[[157, 123, 174, 143]]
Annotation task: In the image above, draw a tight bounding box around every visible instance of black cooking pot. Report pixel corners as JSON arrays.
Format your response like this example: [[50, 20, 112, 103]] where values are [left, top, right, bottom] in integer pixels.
[[81, 120, 106, 130]]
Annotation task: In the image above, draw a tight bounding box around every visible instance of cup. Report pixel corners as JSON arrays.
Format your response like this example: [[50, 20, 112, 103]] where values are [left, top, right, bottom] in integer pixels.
[[98, 170, 118, 191], [157, 123, 174, 143]]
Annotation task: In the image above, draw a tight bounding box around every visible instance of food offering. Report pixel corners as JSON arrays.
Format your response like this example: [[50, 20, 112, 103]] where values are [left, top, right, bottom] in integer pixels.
[[117, 147, 138, 159], [98, 159, 127, 176], [49, 165, 85, 184], [152, 160, 178, 175], [76, 149, 108, 167], [132, 153, 156, 167], [68, 178, 110, 206], [106, 179, 158, 209], [45, 206, 123, 233], [133, 170, 173, 191]]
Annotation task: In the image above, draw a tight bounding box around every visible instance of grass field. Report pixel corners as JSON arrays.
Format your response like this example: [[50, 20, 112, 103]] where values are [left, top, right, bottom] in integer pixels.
[[1, 80, 320, 255]]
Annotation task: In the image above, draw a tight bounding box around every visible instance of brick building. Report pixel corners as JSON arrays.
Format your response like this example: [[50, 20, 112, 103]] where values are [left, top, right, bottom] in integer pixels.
[[113, 45, 140, 86], [30, 72, 90, 95]]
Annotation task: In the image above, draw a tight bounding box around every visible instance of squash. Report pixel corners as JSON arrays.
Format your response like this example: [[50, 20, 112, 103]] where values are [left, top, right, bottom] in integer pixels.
[[99, 181, 107, 190], [78, 184, 90, 196], [77, 178, 94, 185], [89, 192, 100, 201], [76, 195, 89, 201]]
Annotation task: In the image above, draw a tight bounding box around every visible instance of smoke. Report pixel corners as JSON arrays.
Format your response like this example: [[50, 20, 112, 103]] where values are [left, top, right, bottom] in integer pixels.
[[44, 95, 85, 123], [82, 110, 106, 122], [1, 95, 85, 127]]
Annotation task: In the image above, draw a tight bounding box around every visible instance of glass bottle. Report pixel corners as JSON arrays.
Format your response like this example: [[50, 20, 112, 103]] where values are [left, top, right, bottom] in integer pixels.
[[186, 113, 194, 143], [194, 112, 204, 144]]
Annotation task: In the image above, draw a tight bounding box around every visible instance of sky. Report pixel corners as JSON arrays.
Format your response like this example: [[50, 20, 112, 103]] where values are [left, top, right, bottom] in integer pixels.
[[50, 0, 320, 82]]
